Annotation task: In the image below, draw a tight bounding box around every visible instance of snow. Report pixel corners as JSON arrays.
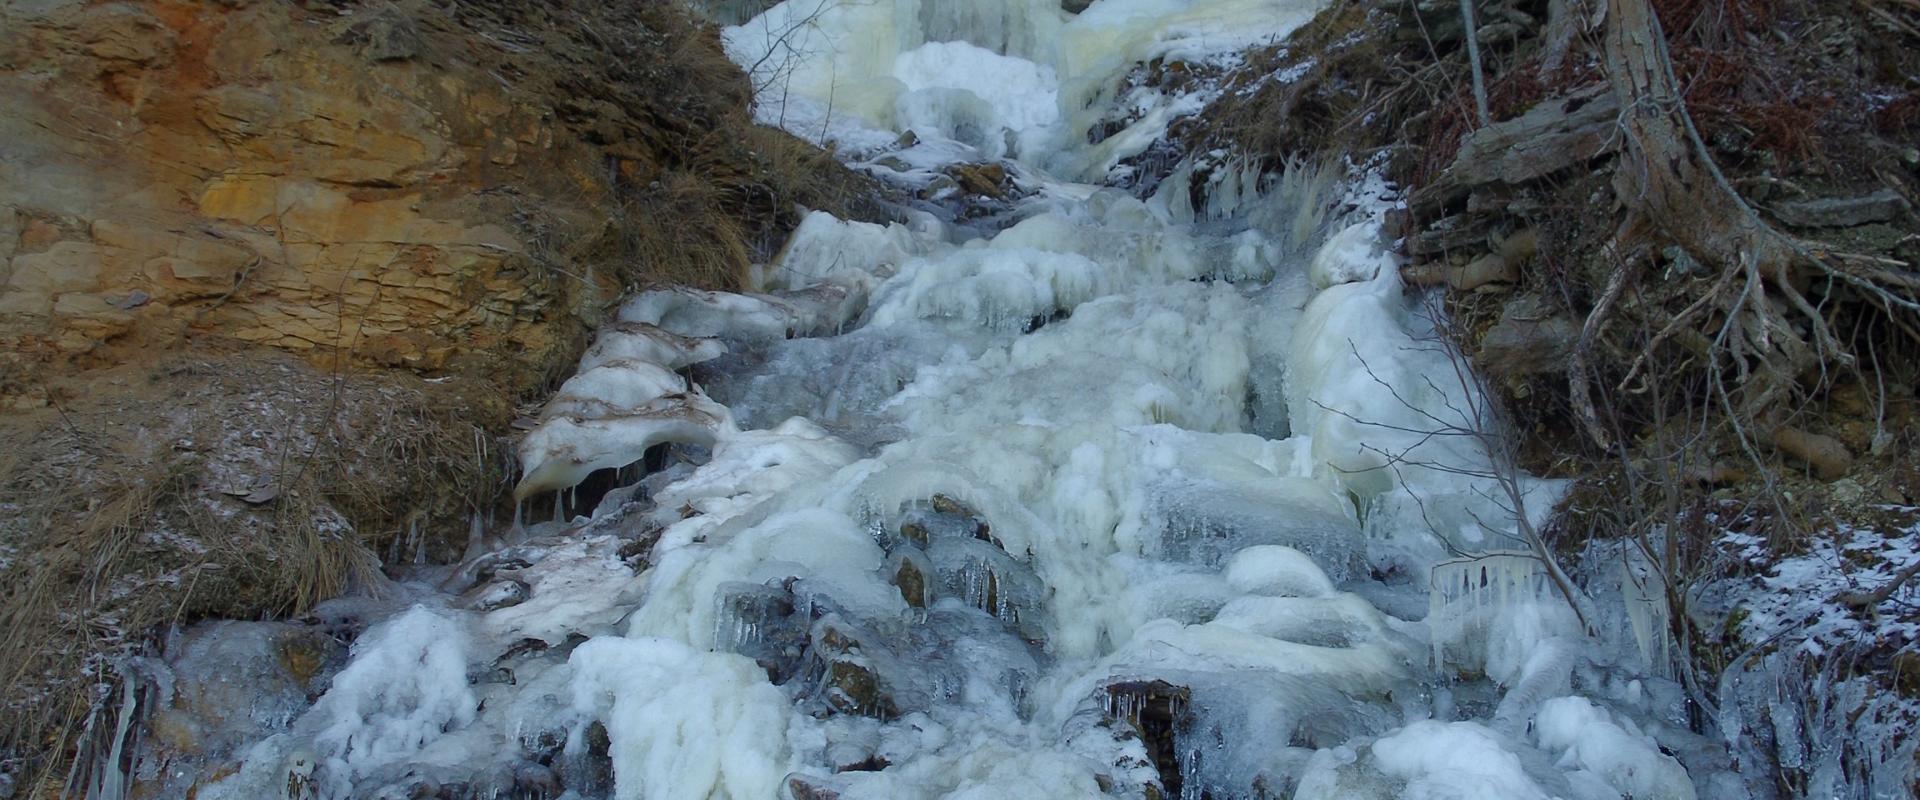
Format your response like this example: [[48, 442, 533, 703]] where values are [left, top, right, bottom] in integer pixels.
[[1367, 720, 1554, 800], [1534, 696, 1696, 800], [1721, 520, 1920, 651], [310, 607, 478, 797], [1707, 512, 1920, 798], [568, 637, 792, 800]]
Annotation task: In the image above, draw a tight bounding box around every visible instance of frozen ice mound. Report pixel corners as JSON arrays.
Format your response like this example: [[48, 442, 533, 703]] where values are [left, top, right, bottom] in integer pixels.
[[1087, 672, 1397, 798], [643, 418, 863, 527], [923, 535, 1049, 641], [579, 321, 727, 372], [518, 300, 742, 502], [472, 533, 645, 648], [1210, 594, 1410, 650], [569, 636, 792, 800], [893, 41, 1062, 160], [618, 284, 866, 343], [725, 0, 1320, 182], [539, 360, 688, 420], [1307, 220, 1389, 289], [1143, 476, 1366, 581], [1427, 551, 1585, 679], [867, 246, 1111, 331], [701, 320, 994, 439], [1333, 720, 1569, 800], [763, 210, 928, 291], [514, 392, 731, 500], [518, 262, 892, 501], [1226, 544, 1338, 597], [307, 607, 478, 794], [1534, 696, 1697, 800]]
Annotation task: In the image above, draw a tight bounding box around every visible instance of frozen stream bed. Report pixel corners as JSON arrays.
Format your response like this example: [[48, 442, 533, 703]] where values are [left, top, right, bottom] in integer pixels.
[[128, 1, 1729, 799]]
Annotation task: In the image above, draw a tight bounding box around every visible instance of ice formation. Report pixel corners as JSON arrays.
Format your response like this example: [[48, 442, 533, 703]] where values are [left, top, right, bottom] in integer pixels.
[[154, 1, 1728, 798], [1534, 696, 1696, 800], [308, 608, 478, 794], [569, 638, 793, 800], [725, 0, 1322, 179]]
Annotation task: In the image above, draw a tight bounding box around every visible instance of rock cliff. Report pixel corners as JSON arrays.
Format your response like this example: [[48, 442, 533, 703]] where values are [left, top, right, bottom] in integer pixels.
[[0, 0, 864, 403]]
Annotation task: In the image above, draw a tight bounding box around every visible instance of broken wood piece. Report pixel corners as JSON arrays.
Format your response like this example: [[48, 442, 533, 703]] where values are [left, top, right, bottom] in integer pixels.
[[1771, 425, 1854, 480], [1412, 86, 1621, 215], [1767, 190, 1908, 228]]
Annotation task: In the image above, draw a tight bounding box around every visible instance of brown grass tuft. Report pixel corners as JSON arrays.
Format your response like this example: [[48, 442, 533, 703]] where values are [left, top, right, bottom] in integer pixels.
[[618, 168, 757, 290], [0, 352, 510, 786], [1184, 1, 1395, 170], [435, 0, 879, 295]]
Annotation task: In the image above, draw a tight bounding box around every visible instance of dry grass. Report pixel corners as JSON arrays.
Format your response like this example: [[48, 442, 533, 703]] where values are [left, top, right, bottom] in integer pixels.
[[589, 124, 875, 292], [1180, 1, 1399, 170], [432, 0, 878, 295], [0, 352, 510, 787], [618, 168, 756, 289], [741, 123, 880, 233]]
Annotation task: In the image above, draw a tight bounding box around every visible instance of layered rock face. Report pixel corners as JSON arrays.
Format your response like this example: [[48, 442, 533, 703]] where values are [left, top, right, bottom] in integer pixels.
[[0, 0, 814, 403]]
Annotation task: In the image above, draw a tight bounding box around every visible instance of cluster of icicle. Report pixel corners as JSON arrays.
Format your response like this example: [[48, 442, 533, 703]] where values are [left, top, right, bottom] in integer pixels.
[[1426, 551, 1557, 670]]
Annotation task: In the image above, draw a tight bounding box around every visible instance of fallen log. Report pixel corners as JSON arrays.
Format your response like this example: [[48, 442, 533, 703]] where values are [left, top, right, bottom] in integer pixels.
[[1412, 85, 1620, 215]]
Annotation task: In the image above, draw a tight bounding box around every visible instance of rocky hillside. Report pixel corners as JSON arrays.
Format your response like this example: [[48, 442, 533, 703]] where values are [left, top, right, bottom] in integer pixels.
[[0, 0, 869, 786], [0, 0, 865, 401]]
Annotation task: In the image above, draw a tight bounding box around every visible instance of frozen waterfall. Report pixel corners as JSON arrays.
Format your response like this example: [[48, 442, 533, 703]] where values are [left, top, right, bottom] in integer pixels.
[[158, 1, 1716, 799]]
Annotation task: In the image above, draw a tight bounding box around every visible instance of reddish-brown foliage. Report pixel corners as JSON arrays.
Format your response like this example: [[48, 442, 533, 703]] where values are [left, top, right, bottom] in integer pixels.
[[1652, 0, 1778, 40], [1877, 91, 1920, 136]]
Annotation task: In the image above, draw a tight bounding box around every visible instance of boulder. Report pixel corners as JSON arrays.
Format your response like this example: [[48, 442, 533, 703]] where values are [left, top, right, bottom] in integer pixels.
[[1479, 294, 1579, 379]]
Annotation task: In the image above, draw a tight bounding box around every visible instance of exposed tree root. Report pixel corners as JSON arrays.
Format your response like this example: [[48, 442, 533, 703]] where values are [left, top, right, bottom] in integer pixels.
[[1592, 0, 1917, 460]]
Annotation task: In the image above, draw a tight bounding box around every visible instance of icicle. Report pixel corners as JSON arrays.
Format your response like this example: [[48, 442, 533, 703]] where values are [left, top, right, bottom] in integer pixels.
[[1428, 550, 1545, 670], [1620, 556, 1672, 676], [100, 671, 139, 800], [67, 662, 141, 800]]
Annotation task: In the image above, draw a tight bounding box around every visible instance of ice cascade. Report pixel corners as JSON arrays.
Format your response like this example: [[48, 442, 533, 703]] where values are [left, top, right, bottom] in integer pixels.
[[159, 1, 1721, 798]]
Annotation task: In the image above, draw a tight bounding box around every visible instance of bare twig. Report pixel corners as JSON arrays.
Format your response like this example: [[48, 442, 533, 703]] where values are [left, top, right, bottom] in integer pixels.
[[1331, 312, 1595, 633], [1459, 0, 1492, 126], [1571, 255, 1633, 449], [1838, 559, 1920, 610]]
